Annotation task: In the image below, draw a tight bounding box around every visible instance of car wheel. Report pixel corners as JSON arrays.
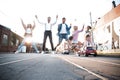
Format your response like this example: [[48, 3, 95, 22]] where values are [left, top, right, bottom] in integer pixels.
[[85, 53, 88, 57], [94, 52, 97, 57]]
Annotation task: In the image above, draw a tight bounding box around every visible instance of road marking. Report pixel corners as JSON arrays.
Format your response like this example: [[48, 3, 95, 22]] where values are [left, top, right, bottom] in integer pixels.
[[58, 56, 108, 80], [79, 57, 120, 66], [0, 56, 39, 66]]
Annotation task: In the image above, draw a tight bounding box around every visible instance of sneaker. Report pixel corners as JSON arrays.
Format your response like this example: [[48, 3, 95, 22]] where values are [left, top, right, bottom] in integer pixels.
[[15, 51, 19, 54], [37, 51, 40, 53], [41, 51, 44, 54], [52, 51, 55, 54]]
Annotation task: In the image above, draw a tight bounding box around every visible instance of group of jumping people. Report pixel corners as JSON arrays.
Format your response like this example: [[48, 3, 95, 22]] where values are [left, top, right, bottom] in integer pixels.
[[15, 15, 94, 54]]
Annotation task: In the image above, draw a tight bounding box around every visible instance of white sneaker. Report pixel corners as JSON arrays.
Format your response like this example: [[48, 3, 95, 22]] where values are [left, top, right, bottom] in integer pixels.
[[37, 51, 39, 53], [52, 51, 55, 54], [15, 51, 19, 54], [76, 52, 79, 56], [41, 51, 44, 54]]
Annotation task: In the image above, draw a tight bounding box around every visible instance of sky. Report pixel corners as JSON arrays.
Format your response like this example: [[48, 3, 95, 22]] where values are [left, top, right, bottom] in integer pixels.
[[0, 0, 120, 48]]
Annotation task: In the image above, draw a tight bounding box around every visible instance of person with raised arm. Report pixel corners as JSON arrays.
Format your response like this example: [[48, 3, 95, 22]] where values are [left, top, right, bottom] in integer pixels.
[[55, 17, 72, 50], [15, 19, 39, 53], [35, 15, 58, 54]]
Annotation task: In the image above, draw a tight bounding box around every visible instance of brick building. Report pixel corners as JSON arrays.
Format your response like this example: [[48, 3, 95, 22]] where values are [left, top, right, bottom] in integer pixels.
[[0, 25, 23, 52], [93, 4, 120, 53]]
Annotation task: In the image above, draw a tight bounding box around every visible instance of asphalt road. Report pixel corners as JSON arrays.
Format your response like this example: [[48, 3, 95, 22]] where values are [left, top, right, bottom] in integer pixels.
[[0, 53, 119, 80]]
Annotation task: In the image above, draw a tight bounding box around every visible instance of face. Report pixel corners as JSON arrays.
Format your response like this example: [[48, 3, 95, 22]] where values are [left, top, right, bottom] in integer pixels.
[[27, 24, 32, 28], [87, 26, 91, 30], [86, 36, 91, 41], [47, 17, 51, 23], [74, 26, 78, 30], [62, 18, 66, 23]]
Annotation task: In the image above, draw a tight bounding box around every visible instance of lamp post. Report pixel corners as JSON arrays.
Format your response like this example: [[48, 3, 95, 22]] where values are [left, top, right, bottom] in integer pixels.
[[89, 12, 94, 43]]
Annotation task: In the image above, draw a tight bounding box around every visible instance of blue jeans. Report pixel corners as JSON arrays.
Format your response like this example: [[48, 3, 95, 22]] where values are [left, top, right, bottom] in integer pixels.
[[59, 34, 68, 44], [17, 39, 39, 53]]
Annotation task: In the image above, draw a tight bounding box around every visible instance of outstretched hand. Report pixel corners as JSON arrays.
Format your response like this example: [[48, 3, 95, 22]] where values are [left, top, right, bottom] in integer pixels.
[[33, 21, 35, 24], [83, 24, 85, 27], [35, 15, 38, 19], [82, 24, 85, 30]]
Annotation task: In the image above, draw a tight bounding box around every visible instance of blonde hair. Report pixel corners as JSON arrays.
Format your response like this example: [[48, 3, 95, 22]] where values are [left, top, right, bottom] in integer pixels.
[[27, 24, 32, 28], [74, 26, 78, 31]]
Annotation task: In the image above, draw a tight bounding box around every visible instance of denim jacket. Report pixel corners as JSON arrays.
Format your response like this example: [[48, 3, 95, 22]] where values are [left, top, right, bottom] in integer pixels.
[[57, 23, 71, 36]]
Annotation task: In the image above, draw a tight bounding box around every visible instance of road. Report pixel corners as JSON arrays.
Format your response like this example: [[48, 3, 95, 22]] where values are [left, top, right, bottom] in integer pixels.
[[0, 53, 119, 80]]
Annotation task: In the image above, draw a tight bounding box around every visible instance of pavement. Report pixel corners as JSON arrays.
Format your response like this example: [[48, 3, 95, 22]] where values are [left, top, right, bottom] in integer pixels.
[[0, 53, 119, 80], [97, 49, 120, 58]]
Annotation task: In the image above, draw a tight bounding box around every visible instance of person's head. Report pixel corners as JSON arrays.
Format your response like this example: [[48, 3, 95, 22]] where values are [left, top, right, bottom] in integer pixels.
[[62, 17, 66, 24], [73, 26, 78, 31], [69, 36, 73, 41], [47, 17, 51, 23], [86, 35, 91, 41], [87, 26, 91, 31], [27, 24, 32, 29]]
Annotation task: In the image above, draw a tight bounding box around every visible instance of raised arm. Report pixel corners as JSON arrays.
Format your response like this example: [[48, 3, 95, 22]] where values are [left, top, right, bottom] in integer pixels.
[[32, 21, 35, 30], [91, 26, 95, 32], [78, 24, 84, 32], [67, 24, 72, 30], [52, 15, 58, 25], [35, 15, 45, 25], [21, 19, 27, 30]]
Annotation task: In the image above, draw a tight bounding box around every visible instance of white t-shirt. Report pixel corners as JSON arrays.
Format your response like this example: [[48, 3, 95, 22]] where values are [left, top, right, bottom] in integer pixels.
[[60, 24, 67, 34], [84, 41, 93, 47], [25, 28, 32, 34], [45, 23, 52, 31]]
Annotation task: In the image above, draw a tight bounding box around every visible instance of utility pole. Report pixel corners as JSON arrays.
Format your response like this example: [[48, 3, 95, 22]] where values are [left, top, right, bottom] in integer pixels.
[[90, 12, 92, 26], [89, 12, 94, 43]]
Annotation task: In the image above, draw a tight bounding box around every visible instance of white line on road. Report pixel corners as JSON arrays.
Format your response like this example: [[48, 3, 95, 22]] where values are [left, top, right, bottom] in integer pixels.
[[59, 57, 108, 80], [0, 56, 40, 66]]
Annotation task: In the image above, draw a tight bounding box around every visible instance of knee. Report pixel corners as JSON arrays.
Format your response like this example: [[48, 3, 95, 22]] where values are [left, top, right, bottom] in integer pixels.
[[32, 42, 36, 46]]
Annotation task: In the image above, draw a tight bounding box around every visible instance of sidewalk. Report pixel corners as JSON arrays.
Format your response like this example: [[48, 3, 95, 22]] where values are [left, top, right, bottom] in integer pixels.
[[97, 49, 120, 58]]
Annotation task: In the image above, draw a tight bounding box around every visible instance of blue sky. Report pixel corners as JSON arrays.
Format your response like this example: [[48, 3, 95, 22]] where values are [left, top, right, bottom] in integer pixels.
[[0, 0, 120, 48]]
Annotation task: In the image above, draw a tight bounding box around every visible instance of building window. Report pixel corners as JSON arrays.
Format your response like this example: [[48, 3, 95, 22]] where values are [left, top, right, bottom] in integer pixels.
[[16, 39, 19, 46], [2, 34, 8, 46]]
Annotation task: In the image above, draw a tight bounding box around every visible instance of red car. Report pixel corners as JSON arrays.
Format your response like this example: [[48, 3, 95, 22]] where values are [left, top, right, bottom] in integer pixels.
[[79, 47, 97, 57]]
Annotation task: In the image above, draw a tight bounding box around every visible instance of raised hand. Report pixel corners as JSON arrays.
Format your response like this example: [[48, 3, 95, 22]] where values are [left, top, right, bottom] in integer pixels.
[[20, 18, 26, 30], [32, 21, 36, 29], [83, 24, 85, 28], [35, 15, 38, 19], [33, 21, 35, 25]]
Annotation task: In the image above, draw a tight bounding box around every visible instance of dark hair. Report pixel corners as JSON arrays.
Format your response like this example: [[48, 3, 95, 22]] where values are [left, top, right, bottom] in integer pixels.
[[86, 35, 90, 38], [87, 26, 92, 29], [62, 17, 66, 20], [48, 16, 51, 19], [69, 36, 73, 40]]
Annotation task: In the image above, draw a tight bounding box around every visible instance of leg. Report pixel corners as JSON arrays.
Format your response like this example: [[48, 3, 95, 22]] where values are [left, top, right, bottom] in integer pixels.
[[64, 34, 68, 42], [48, 31, 54, 51], [55, 34, 63, 50], [16, 40, 25, 53], [42, 31, 48, 51], [32, 42, 39, 53]]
